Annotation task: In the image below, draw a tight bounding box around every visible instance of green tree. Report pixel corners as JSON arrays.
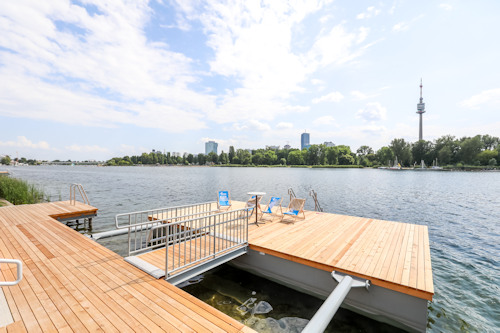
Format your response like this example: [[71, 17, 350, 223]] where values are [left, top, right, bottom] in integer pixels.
[[437, 146, 452, 165], [356, 146, 374, 156], [389, 139, 412, 166], [279, 157, 286, 165], [459, 135, 483, 164], [252, 152, 264, 165], [197, 153, 206, 165], [219, 151, 229, 164], [336, 145, 355, 165], [306, 145, 320, 165], [412, 140, 434, 165], [236, 149, 252, 165], [476, 150, 498, 166], [263, 150, 277, 165], [287, 150, 304, 165], [376, 147, 394, 166], [187, 154, 194, 164], [325, 147, 339, 165], [228, 146, 235, 163], [481, 134, 499, 150], [1, 155, 11, 165], [208, 152, 218, 164]]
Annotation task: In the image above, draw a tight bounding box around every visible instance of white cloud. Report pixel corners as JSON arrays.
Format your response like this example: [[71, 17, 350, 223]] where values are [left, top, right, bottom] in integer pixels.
[[313, 116, 337, 126], [0, 1, 211, 132], [392, 15, 424, 32], [439, 4, 453, 11], [0, 136, 51, 150], [350, 90, 379, 100], [356, 6, 381, 20], [308, 25, 369, 67], [459, 88, 500, 110], [276, 122, 293, 129], [392, 21, 409, 32], [356, 102, 387, 122], [312, 91, 344, 104], [232, 119, 271, 132]]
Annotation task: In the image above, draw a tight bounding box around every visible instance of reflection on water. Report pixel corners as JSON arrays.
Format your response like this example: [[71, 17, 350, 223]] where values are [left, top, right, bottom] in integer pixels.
[[181, 265, 402, 333]]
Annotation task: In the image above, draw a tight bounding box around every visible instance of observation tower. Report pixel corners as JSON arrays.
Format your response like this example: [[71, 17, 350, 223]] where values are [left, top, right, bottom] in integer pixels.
[[416, 79, 426, 141]]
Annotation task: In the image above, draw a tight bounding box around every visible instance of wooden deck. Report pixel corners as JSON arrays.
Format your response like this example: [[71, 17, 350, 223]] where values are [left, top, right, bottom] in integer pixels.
[[0, 202, 253, 332], [140, 200, 433, 301], [231, 201, 434, 301]]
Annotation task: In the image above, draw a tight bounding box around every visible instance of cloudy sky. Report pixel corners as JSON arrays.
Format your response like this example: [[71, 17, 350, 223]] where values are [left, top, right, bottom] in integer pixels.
[[1, 0, 499, 161]]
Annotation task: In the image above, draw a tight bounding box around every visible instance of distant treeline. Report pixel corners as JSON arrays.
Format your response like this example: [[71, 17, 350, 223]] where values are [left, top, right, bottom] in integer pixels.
[[106, 134, 499, 168]]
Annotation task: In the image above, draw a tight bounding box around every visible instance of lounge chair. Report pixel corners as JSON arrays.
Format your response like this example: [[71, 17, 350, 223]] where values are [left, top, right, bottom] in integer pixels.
[[260, 196, 283, 221], [281, 198, 306, 223], [217, 190, 232, 211]]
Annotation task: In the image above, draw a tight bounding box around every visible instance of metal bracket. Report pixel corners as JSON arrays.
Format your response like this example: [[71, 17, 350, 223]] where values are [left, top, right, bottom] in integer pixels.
[[332, 271, 370, 291]]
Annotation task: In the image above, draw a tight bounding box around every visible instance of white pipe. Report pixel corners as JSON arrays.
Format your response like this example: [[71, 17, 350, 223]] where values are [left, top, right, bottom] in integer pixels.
[[302, 276, 354, 333]]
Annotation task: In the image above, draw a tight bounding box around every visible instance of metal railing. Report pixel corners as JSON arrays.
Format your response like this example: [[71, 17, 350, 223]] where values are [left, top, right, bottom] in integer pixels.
[[309, 189, 323, 212], [288, 187, 296, 202], [164, 208, 249, 280], [115, 202, 216, 256], [0, 259, 23, 286], [70, 184, 90, 205]]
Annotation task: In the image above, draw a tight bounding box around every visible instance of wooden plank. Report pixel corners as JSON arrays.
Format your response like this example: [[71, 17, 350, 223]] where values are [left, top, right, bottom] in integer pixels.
[[0, 202, 251, 333]]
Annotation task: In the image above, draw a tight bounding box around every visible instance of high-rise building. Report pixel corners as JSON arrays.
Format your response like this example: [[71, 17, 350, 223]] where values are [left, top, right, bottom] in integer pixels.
[[416, 79, 426, 141], [323, 141, 335, 147], [205, 141, 218, 155], [301, 132, 310, 150]]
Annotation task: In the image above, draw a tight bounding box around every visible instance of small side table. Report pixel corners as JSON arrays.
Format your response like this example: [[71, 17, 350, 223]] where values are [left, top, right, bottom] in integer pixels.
[[247, 191, 266, 226]]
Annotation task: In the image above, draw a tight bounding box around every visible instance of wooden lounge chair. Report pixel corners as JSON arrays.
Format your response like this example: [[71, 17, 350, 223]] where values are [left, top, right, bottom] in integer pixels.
[[260, 196, 283, 221], [217, 190, 232, 211], [281, 198, 306, 223]]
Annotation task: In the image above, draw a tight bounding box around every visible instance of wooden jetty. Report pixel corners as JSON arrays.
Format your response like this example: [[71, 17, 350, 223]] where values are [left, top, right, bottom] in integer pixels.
[[137, 200, 433, 331], [142, 200, 433, 301], [0, 201, 253, 332]]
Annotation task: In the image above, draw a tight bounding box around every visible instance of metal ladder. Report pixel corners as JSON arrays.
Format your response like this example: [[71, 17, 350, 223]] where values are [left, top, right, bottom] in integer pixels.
[[288, 187, 296, 202], [309, 189, 323, 212], [70, 184, 90, 205]]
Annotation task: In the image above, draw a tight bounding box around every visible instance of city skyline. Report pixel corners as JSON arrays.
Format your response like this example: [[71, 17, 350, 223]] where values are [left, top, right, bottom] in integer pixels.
[[1, 1, 499, 160]]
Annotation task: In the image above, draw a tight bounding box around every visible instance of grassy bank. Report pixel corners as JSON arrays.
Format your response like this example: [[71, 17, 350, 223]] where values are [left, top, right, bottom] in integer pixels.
[[0, 176, 47, 205]]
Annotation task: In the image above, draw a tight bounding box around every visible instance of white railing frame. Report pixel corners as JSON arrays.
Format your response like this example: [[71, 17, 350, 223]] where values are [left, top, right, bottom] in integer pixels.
[[115, 202, 217, 256], [164, 208, 249, 279]]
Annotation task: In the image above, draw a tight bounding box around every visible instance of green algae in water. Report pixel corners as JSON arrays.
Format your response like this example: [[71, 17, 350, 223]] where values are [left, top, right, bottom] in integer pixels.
[[181, 265, 403, 333]]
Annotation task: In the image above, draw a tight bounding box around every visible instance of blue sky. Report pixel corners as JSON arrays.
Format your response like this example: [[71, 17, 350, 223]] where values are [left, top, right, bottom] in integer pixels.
[[1, 0, 499, 161]]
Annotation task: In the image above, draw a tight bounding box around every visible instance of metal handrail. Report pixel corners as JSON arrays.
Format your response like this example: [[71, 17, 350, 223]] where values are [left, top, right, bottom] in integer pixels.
[[116, 202, 216, 256], [0, 259, 23, 286], [115, 201, 215, 229], [70, 184, 90, 205], [164, 208, 249, 279], [309, 189, 323, 212], [288, 187, 296, 202]]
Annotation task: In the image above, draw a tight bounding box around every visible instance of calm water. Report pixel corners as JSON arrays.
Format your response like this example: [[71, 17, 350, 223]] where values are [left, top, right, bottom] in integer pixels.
[[4, 165, 500, 332]]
